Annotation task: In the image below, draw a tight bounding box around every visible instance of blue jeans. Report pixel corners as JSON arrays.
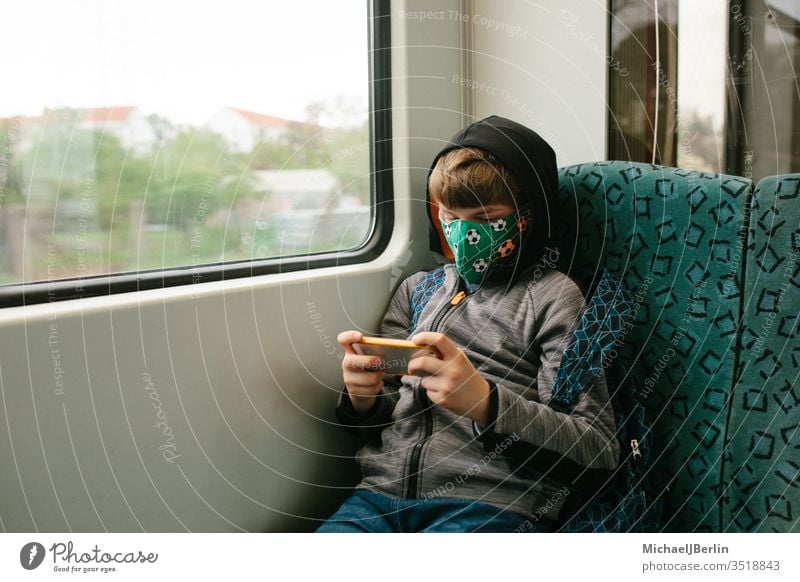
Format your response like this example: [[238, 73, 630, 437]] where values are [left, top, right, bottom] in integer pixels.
[[315, 489, 555, 533]]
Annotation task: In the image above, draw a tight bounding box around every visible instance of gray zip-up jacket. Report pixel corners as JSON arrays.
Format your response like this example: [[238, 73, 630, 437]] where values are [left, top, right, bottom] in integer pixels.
[[335, 262, 620, 522]]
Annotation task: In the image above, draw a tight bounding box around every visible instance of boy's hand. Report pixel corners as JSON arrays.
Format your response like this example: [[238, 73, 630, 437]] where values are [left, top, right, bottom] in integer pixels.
[[338, 330, 384, 416], [408, 332, 490, 426]]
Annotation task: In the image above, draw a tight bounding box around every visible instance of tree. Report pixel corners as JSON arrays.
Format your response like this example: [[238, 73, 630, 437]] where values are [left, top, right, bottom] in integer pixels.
[[248, 97, 371, 204], [143, 128, 257, 239], [0, 124, 24, 204]]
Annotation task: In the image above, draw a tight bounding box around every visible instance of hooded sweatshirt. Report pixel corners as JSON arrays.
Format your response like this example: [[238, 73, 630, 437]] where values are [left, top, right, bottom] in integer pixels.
[[334, 116, 620, 522], [426, 115, 559, 284]]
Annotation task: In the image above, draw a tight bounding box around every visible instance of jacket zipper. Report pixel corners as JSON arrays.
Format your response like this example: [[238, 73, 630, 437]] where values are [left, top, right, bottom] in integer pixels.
[[405, 278, 468, 498]]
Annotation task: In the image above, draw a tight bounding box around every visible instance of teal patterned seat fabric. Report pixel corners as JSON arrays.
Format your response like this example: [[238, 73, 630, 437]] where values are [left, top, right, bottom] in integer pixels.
[[552, 161, 753, 532], [726, 174, 800, 532]]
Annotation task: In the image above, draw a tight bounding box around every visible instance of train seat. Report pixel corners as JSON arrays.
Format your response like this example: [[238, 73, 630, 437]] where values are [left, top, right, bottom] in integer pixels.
[[553, 161, 799, 532]]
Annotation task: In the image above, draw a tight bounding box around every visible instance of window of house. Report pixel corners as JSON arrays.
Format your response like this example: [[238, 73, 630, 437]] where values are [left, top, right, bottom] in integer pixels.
[[0, 0, 390, 306]]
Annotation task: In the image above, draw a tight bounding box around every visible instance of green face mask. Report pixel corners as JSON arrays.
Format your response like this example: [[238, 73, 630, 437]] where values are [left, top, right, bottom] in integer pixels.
[[440, 209, 530, 287]]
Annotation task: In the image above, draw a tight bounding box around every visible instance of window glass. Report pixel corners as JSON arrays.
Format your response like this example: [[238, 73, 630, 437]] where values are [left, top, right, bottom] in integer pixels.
[[608, 0, 799, 181], [608, 0, 679, 166], [0, 0, 370, 287], [726, 0, 800, 180]]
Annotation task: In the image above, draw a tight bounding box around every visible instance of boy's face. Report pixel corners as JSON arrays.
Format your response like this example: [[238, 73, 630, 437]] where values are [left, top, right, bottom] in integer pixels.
[[437, 202, 515, 224], [436, 199, 528, 286]]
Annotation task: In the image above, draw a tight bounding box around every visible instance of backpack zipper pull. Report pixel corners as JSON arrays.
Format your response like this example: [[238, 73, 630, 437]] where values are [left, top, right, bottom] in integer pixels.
[[631, 439, 641, 461], [450, 290, 466, 305]]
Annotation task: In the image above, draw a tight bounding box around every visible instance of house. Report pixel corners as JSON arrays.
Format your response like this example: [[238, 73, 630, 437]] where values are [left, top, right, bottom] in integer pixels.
[[75, 106, 157, 152], [205, 107, 296, 153], [237, 168, 368, 250], [251, 168, 339, 212], [0, 106, 157, 155]]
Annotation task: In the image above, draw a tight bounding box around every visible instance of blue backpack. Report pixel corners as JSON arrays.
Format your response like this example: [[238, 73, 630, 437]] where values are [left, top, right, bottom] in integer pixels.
[[547, 269, 665, 532], [407, 266, 665, 532]]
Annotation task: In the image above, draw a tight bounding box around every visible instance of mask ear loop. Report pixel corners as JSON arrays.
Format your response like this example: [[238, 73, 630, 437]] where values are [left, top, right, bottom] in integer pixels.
[[492, 205, 532, 288], [429, 199, 454, 260]]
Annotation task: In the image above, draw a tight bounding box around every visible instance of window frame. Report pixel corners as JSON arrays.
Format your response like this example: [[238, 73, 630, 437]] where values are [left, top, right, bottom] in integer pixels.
[[0, 0, 393, 309]]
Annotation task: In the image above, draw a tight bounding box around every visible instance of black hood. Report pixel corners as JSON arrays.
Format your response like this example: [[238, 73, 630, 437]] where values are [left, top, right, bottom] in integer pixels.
[[426, 115, 559, 285]]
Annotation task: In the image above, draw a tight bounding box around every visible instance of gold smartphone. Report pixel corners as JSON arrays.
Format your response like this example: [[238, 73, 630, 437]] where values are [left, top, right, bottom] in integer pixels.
[[353, 337, 436, 376]]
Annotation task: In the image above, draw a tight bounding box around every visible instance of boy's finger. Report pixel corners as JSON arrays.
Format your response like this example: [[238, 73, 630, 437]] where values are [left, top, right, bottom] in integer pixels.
[[407, 355, 445, 377], [410, 332, 458, 359], [345, 354, 384, 370], [420, 375, 444, 394], [337, 330, 363, 354], [344, 373, 383, 388]]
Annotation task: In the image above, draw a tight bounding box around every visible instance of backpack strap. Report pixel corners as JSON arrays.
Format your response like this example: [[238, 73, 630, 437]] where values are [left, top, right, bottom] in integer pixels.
[[408, 266, 447, 334], [550, 269, 635, 407]]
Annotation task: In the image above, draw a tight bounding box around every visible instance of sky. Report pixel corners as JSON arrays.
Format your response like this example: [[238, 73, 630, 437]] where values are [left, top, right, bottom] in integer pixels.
[[1, 0, 369, 126], [2, 1, 750, 132]]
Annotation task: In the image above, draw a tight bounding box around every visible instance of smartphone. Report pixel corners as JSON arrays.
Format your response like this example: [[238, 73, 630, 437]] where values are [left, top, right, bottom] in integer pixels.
[[353, 337, 437, 376]]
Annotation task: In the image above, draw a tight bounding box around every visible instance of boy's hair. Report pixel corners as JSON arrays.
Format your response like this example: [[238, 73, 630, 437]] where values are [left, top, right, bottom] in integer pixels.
[[428, 147, 522, 209]]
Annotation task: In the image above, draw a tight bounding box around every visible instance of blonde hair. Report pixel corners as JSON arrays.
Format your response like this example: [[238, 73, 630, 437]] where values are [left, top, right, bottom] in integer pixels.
[[428, 147, 521, 209]]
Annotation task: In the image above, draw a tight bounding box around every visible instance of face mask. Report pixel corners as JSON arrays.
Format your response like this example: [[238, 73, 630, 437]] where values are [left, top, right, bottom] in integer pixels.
[[440, 208, 530, 287]]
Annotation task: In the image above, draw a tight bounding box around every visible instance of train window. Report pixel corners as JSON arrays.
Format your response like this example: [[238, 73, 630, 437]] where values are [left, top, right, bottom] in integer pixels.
[[608, 0, 799, 180], [726, 0, 800, 180], [608, 0, 679, 166], [0, 0, 392, 307]]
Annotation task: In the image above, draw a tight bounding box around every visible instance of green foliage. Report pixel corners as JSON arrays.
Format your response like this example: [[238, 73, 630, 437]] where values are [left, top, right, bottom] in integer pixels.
[[1, 124, 25, 203], [322, 123, 370, 203], [0, 98, 371, 283], [249, 124, 369, 192], [142, 128, 256, 232]]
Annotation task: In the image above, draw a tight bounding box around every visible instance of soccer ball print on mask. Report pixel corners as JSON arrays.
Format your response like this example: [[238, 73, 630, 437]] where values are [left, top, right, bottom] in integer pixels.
[[440, 209, 529, 287]]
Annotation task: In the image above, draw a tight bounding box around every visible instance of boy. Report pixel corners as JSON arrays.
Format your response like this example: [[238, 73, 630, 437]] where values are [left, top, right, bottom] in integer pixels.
[[317, 116, 619, 533]]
